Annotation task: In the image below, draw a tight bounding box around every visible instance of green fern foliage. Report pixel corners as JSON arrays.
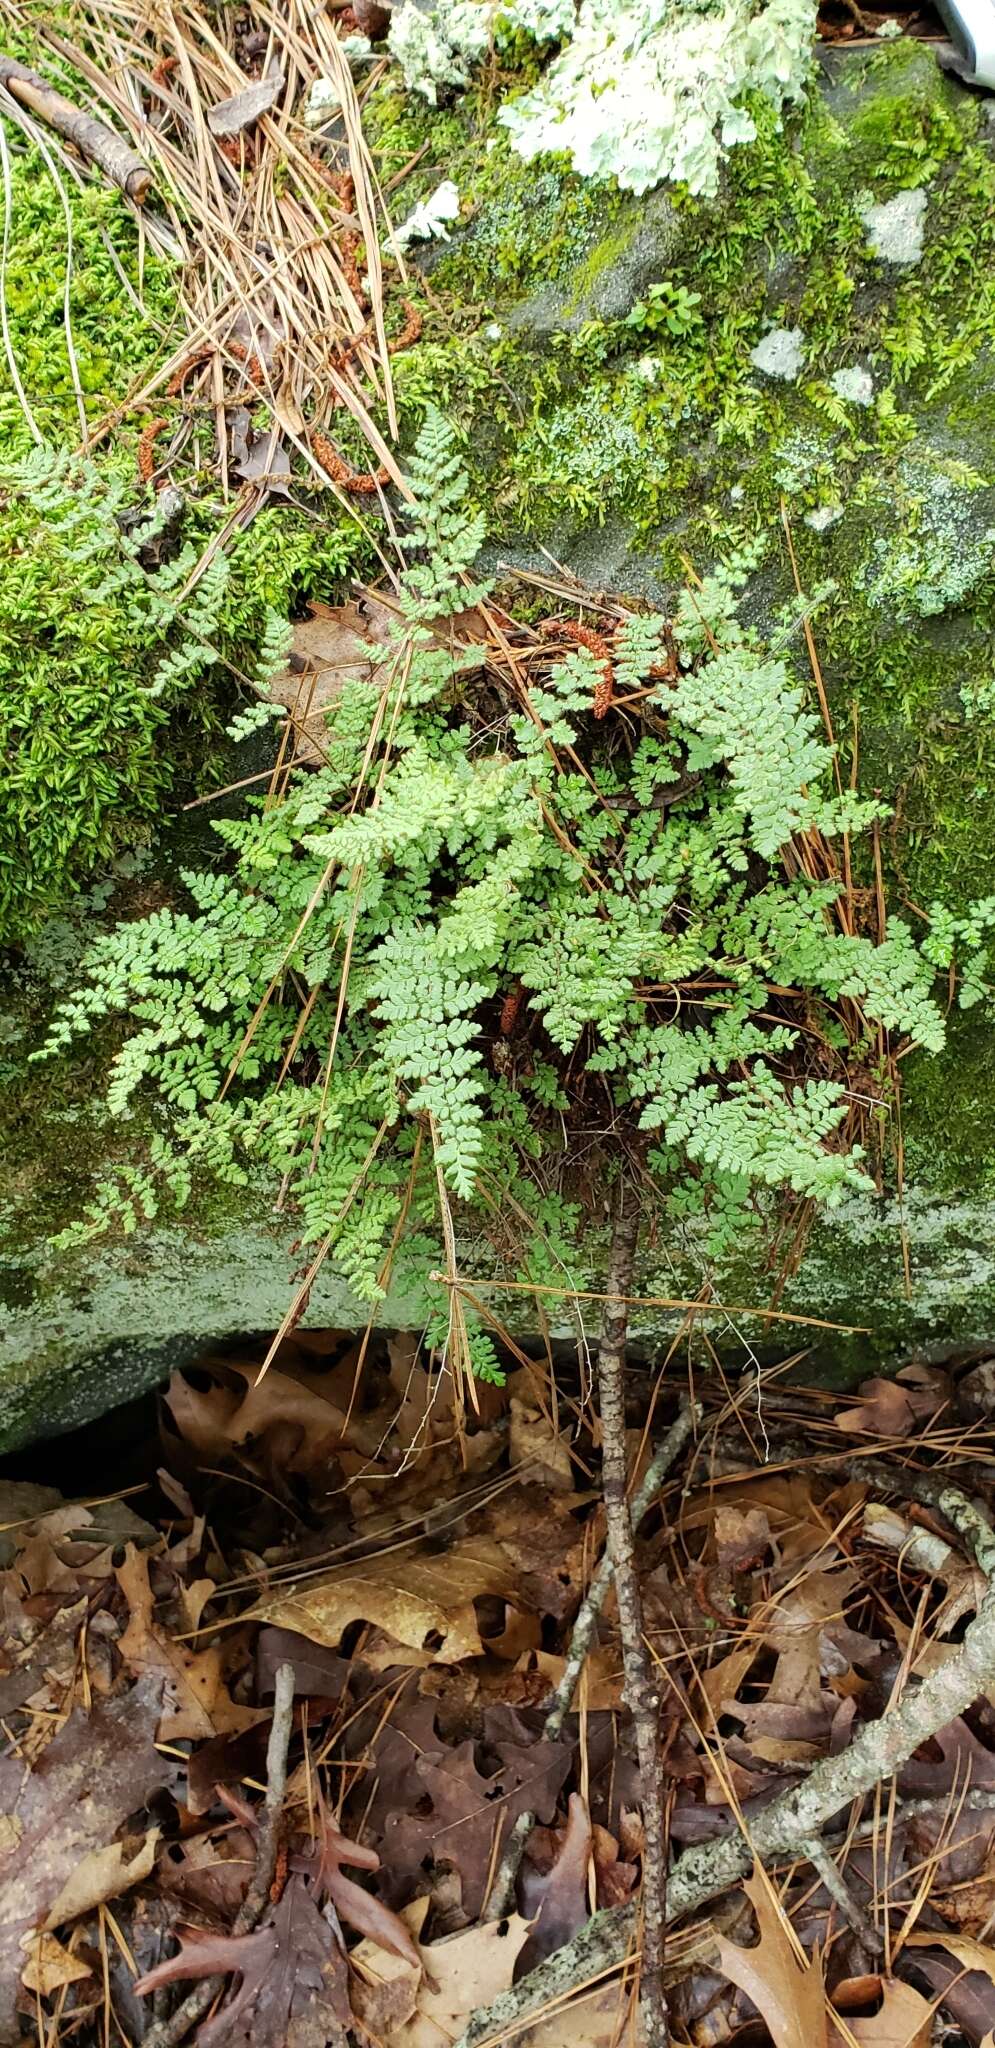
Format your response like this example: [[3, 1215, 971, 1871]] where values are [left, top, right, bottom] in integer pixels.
[[39, 408, 952, 1331]]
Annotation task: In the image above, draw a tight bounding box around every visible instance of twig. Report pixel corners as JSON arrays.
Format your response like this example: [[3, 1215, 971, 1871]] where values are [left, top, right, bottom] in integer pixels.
[[802, 1835, 881, 1955], [596, 1174, 669, 2047], [485, 1397, 699, 1920], [0, 52, 151, 200], [455, 1485, 995, 2048], [141, 1661, 295, 2048]]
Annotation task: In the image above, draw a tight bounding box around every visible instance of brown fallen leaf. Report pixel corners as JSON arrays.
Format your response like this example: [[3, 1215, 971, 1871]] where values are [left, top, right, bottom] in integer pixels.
[[471, 1483, 590, 1620], [713, 1504, 772, 1570], [301, 1804, 423, 1969], [911, 1947, 995, 2044], [116, 1545, 261, 1739], [0, 1675, 166, 2043], [134, 1876, 350, 2048], [591, 1824, 639, 1911], [834, 1364, 951, 1439], [715, 1866, 828, 2048], [248, 1535, 522, 1664], [165, 1349, 383, 1470], [762, 1568, 857, 1714], [361, 1701, 574, 1919], [0, 1595, 87, 1717], [353, 1905, 531, 2046], [155, 1829, 254, 1918], [349, 1898, 428, 2039], [19, 1934, 91, 1997], [187, 1725, 270, 1818], [46, 1828, 160, 1926], [206, 68, 285, 136], [908, 1928, 995, 1988], [523, 1983, 643, 2047], [268, 599, 488, 766], [508, 1398, 573, 1493], [838, 1977, 932, 2047], [518, 1793, 592, 1976]]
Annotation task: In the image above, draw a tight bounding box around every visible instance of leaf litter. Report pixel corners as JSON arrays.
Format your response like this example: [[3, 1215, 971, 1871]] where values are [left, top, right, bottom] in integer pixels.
[[5, 1334, 995, 2046]]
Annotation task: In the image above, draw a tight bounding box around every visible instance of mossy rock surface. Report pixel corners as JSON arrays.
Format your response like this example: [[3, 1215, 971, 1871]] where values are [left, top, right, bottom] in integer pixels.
[[5, 39, 995, 1448]]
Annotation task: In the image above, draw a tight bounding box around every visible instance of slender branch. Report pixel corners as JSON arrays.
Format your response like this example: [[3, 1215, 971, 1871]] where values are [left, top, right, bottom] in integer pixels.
[[595, 1174, 669, 2048], [456, 1485, 995, 2048], [141, 1662, 295, 2048], [0, 53, 151, 201], [485, 1397, 699, 1920], [802, 1836, 881, 1955]]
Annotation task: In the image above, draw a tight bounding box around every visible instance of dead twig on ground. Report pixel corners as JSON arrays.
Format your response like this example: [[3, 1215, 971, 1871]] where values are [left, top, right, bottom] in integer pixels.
[[140, 1660, 295, 2048], [0, 51, 150, 198], [595, 1172, 669, 2047], [456, 1484, 995, 2048], [485, 1395, 699, 1920]]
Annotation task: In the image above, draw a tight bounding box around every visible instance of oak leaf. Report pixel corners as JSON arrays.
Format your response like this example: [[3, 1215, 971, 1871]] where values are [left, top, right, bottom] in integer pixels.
[[839, 1977, 932, 2047], [248, 1536, 523, 1664], [19, 1935, 91, 1997], [133, 1877, 350, 2048], [834, 1364, 950, 1439], [351, 1905, 531, 2047], [715, 1866, 828, 2048], [115, 1545, 261, 1739], [0, 1677, 166, 2043]]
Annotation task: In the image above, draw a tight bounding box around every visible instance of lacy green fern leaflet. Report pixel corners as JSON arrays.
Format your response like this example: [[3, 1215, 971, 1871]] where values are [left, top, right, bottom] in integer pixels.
[[39, 409, 953, 1349]]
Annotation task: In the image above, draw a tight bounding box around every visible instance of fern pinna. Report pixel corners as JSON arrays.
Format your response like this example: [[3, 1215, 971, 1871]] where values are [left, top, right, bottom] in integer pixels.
[[38, 409, 953, 1360]]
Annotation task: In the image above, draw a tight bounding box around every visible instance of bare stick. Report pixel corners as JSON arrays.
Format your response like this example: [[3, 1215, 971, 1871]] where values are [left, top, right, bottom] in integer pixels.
[[802, 1836, 881, 1955], [456, 1485, 995, 2048], [0, 54, 151, 202], [141, 1661, 295, 2048], [485, 1397, 699, 1920], [596, 1175, 668, 2047]]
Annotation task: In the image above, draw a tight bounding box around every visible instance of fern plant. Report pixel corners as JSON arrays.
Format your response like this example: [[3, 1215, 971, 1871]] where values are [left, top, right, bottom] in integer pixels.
[[38, 409, 953, 1351]]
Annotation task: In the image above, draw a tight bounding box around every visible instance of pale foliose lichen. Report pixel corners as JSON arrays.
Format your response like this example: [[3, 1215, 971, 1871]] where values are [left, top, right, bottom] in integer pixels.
[[805, 504, 844, 531], [395, 180, 462, 247], [831, 365, 874, 407], [388, 0, 816, 195], [750, 325, 806, 380], [860, 187, 928, 266], [387, 0, 490, 104], [499, 0, 816, 195]]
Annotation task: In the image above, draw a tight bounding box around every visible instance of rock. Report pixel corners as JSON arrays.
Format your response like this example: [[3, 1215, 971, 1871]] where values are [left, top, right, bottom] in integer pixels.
[[5, 39, 995, 1448], [955, 1356, 995, 1422]]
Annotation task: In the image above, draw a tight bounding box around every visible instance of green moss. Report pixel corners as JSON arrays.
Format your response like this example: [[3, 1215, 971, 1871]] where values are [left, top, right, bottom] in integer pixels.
[[0, 117, 377, 939], [0, 141, 175, 452], [901, 1013, 995, 1195]]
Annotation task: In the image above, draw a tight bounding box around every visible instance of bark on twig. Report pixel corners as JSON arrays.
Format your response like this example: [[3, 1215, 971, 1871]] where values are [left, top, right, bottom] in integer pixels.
[[456, 1485, 995, 2048], [485, 1397, 699, 1920], [802, 1835, 881, 1955], [596, 1174, 669, 2047], [141, 1661, 295, 2048], [0, 53, 151, 201]]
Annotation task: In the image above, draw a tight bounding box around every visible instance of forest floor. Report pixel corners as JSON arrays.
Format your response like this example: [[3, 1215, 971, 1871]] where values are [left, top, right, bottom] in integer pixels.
[[4, 1334, 995, 2048]]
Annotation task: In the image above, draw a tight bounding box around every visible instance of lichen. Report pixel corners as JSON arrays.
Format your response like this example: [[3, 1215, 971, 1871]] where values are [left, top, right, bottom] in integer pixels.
[[496, 0, 817, 197], [830, 365, 874, 406], [857, 455, 995, 621], [750, 326, 806, 380], [860, 186, 928, 265]]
